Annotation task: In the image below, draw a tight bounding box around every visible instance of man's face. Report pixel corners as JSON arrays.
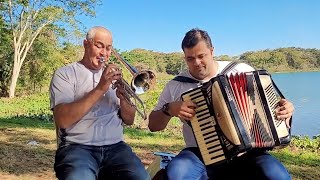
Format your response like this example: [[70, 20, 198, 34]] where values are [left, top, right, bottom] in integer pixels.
[[183, 41, 215, 80], [84, 30, 113, 70]]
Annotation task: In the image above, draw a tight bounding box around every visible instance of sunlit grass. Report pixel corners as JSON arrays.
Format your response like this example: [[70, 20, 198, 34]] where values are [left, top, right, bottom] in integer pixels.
[[271, 148, 320, 180]]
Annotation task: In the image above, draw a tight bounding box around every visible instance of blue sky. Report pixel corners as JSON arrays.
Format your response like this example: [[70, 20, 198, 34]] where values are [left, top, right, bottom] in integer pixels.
[[80, 0, 320, 56]]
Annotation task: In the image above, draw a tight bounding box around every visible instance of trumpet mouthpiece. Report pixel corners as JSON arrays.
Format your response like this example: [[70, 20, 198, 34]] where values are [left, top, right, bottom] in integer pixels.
[[99, 57, 105, 63]]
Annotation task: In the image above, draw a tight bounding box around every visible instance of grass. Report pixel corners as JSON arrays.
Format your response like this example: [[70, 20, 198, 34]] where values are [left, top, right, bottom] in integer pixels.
[[0, 118, 185, 180], [0, 123, 56, 179], [271, 150, 320, 179], [0, 93, 319, 180], [0, 117, 319, 180]]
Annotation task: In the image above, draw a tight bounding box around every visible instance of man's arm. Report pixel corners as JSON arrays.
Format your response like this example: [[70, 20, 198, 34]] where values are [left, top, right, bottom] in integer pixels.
[[149, 101, 196, 132], [116, 86, 136, 125], [148, 110, 172, 132], [53, 87, 106, 129]]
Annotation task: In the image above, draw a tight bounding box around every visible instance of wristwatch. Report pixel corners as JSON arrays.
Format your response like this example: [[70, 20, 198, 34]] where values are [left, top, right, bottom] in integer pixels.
[[162, 103, 172, 117]]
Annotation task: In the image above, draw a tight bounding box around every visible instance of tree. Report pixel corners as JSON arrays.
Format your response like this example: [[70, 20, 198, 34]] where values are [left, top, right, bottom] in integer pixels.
[[1, 0, 99, 98], [164, 52, 184, 75], [0, 13, 13, 97], [19, 30, 62, 94]]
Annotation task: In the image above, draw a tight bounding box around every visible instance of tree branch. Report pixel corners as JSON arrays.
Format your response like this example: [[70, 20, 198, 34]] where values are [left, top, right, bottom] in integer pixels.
[[8, 0, 15, 37], [19, 20, 51, 69]]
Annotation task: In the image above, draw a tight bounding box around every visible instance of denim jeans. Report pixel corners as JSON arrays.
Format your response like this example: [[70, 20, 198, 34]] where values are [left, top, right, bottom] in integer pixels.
[[166, 147, 291, 180], [54, 141, 150, 180]]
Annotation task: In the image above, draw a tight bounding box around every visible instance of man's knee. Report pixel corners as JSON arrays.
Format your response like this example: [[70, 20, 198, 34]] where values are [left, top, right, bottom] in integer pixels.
[[100, 167, 150, 180], [166, 158, 187, 175], [255, 154, 291, 180], [166, 154, 207, 180], [127, 168, 150, 180], [56, 167, 96, 180], [259, 163, 291, 180]]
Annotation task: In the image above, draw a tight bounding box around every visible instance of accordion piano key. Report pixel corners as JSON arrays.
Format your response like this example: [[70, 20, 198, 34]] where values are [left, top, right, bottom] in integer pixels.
[[182, 89, 226, 166]]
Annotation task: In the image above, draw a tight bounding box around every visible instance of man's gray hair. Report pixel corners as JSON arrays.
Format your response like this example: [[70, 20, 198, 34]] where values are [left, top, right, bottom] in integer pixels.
[[86, 26, 110, 40]]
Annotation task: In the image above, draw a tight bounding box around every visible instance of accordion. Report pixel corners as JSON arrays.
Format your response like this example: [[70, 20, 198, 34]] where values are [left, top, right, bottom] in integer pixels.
[[181, 70, 291, 166]]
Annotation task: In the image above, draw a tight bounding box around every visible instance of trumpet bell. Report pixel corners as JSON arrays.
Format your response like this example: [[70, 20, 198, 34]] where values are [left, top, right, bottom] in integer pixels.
[[132, 71, 156, 94], [110, 48, 156, 119]]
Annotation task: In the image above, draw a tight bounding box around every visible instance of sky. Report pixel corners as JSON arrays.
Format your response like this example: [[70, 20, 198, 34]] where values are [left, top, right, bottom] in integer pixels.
[[79, 0, 320, 56]]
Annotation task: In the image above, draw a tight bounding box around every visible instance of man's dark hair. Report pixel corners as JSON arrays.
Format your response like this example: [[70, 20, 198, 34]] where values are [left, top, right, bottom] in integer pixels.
[[181, 28, 213, 51]]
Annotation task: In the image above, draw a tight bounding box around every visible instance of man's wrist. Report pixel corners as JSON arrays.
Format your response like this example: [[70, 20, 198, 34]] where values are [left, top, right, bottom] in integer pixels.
[[117, 108, 123, 119], [162, 103, 172, 117]]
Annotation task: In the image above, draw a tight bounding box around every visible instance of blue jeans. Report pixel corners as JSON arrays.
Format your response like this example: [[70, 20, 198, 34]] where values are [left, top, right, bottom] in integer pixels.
[[166, 147, 291, 180], [54, 141, 150, 180]]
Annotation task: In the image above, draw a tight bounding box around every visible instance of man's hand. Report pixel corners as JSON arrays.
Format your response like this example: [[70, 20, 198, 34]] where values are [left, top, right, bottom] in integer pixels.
[[115, 81, 136, 125], [115, 84, 128, 103], [168, 100, 197, 120], [148, 100, 196, 132], [276, 99, 294, 128], [97, 64, 122, 91]]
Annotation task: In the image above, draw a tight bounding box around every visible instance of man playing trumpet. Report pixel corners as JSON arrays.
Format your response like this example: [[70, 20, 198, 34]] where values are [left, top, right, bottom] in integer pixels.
[[49, 26, 149, 180]]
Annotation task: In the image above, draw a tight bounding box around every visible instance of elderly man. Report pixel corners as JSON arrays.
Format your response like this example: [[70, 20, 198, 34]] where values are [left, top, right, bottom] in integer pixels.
[[50, 26, 150, 180]]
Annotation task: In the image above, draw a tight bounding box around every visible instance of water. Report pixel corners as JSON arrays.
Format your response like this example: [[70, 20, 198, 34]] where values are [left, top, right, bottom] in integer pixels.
[[271, 71, 320, 137]]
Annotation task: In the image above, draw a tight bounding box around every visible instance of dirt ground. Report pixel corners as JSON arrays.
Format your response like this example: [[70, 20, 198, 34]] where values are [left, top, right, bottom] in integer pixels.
[[0, 127, 177, 180]]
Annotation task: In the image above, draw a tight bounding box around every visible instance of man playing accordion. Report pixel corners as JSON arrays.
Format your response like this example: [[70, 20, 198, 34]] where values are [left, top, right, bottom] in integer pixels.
[[148, 28, 294, 180]]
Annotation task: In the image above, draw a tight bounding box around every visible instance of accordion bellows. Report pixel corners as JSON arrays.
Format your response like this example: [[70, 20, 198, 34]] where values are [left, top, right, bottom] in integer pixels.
[[181, 70, 291, 166]]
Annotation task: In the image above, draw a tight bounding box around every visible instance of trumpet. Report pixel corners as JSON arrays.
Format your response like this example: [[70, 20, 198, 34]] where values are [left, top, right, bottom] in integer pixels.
[[99, 48, 156, 120]]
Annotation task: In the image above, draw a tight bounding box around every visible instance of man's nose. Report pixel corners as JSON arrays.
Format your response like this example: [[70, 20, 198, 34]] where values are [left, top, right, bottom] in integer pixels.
[[100, 48, 107, 57], [194, 58, 201, 66]]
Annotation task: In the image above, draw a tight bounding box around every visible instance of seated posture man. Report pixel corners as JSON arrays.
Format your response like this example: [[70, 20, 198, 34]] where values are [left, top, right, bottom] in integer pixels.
[[148, 28, 294, 180], [50, 26, 150, 180]]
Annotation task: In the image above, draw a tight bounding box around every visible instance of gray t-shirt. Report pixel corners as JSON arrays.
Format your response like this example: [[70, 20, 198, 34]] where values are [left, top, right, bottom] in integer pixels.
[[50, 62, 123, 146], [153, 61, 255, 148]]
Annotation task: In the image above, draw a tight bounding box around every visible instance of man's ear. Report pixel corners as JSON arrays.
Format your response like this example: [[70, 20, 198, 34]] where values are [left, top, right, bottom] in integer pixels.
[[83, 39, 88, 47], [183, 56, 187, 62]]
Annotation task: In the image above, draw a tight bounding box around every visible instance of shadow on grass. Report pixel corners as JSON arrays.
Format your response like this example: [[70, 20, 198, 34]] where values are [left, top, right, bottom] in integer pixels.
[[0, 127, 56, 145], [0, 116, 183, 176], [129, 141, 183, 152], [287, 164, 320, 180], [0, 141, 55, 175], [0, 116, 181, 168], [124, 127, 183, 140], [0, 117, 56, 176], [0, 116, 54, 130]]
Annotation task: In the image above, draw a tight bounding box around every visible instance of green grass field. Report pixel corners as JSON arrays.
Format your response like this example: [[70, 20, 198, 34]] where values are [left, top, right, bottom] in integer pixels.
[[0, 92, 319, 180]]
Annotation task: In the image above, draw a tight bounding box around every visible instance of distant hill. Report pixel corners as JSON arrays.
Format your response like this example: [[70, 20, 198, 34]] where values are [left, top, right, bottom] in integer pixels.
[[238, 47, 320, 72], [119, 47, 320, 74]]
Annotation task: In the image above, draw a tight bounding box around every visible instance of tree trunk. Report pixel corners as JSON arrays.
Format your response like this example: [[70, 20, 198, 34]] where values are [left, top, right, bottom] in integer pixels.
[[8, 53, 22, 98], [9, 66, 19, 98]]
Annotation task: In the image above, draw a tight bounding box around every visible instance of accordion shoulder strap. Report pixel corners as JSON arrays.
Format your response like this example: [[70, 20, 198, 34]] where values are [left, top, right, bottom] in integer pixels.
[[173, 61, 239, 83], [219, 61, 239, 75], [172, 76, 200, 83]]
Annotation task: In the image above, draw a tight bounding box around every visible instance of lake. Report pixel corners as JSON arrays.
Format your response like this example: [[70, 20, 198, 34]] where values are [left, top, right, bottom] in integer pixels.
[[271, 71, 320, 137]]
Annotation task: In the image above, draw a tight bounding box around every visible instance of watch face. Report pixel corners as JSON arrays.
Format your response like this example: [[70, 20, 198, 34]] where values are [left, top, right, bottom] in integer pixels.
[[163, 103, 169, 112], [162, 103, 171, 116]]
